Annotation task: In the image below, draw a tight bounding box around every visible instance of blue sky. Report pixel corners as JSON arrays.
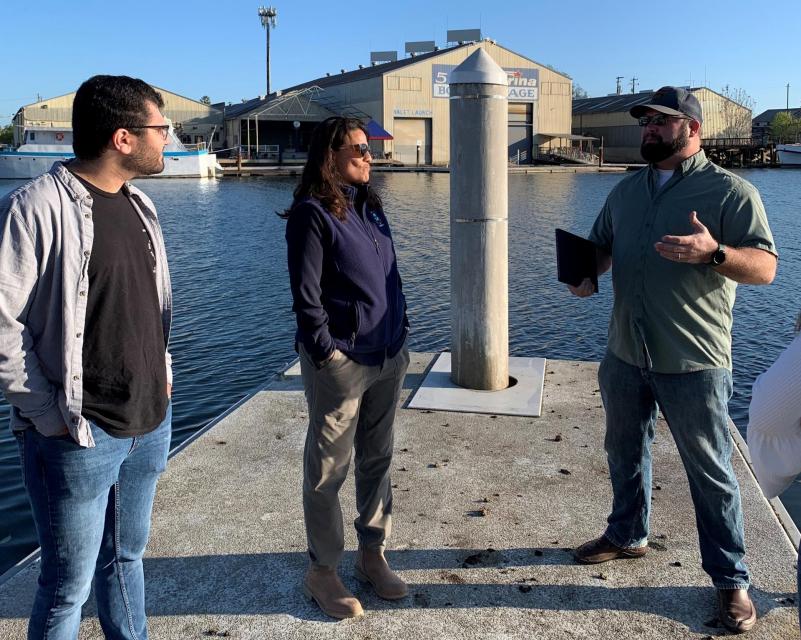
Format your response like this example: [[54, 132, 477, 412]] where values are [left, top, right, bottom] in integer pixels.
[[2, 0, 797, 126]]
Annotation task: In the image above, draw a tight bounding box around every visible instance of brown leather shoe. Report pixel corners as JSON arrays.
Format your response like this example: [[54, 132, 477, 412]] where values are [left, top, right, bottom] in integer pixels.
[[574, 535, 648, 564], [717, 588, 757, 634], [354, 548, 408, 600], [303, 566, 364, 619]]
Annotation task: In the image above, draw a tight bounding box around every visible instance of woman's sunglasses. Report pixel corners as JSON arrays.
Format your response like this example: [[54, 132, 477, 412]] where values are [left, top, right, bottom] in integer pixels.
[[338, 143, 371, 157]]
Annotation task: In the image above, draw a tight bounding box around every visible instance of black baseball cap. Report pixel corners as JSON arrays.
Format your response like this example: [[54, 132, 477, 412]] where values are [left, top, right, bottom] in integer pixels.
[[630, 86, 703, 123]]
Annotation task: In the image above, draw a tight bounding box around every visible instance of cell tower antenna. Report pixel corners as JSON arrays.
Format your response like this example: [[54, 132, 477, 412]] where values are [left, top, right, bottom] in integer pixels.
[[258, 6, 278, 95]]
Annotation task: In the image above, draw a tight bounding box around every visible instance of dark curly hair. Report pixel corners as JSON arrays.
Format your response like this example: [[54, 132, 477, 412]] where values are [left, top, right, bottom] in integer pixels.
[[72, 75, 164, 161], [281, 116, 381, 221]]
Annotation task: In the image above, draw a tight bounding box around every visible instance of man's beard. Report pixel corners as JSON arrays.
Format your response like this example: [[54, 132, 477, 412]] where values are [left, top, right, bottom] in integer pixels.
[[123, 144, 165, 176], [640, 125, 690, 163]]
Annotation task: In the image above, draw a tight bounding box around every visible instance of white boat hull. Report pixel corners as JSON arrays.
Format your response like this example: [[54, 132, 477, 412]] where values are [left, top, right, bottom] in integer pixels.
[[0, 151, 220, 179], [156, 151, 221, 177], [0, 153, 73, 179], [777, 144, 801, 166]]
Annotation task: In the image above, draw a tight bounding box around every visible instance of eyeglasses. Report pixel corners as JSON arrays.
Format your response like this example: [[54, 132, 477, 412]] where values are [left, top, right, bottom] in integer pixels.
[[638, 114, 690, 127], [126, 124, 171, 139], [338, 142, 371, 157]]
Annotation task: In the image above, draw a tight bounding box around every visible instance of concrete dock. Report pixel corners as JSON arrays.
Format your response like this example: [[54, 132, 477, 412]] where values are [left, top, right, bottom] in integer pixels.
[[0, 354, 798, 639]]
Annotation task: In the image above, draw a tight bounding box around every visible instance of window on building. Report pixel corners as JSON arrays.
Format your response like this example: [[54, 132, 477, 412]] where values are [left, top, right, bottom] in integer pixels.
[[541, 82, 570, 96], [387, 76, 421, 91]]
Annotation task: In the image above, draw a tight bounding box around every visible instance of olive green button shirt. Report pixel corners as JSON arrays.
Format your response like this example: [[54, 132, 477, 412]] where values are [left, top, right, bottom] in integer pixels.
[[588, 150, 776, 373]]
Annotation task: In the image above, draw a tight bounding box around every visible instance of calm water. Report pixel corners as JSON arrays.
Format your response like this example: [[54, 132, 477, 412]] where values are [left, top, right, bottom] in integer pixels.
[[0, 168, 799, 577]]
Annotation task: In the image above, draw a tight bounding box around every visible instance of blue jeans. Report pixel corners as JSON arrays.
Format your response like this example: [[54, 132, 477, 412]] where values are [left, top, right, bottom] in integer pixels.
[[598, 352, 749, 589], [16, 404, 171, 640]]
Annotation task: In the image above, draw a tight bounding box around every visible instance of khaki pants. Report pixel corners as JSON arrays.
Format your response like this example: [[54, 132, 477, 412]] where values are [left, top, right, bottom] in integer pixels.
[[299, 343, 409, 568]]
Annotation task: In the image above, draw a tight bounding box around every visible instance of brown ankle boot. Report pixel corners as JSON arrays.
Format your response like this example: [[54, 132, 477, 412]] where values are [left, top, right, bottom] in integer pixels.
[[354, 548, 408, 600], [303, 565, 364, 619]]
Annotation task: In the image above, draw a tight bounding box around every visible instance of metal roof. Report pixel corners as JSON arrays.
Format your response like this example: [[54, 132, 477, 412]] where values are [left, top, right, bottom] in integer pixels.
[[282, 43, 472, 93], [281, 40, 572, 94], [572, 91, 660, 116], [752, 108, 801, 123], [572, 88, 711, 116], [224, 96, 270, 119], [223, 86, 367, 121]]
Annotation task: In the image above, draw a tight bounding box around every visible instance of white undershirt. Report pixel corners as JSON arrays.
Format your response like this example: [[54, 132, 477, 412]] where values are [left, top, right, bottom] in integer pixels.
[[655, 168, 674, 189], [748, 332, 801, 498]]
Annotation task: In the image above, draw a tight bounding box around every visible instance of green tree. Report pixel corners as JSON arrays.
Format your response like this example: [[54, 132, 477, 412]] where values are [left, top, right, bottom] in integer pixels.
[[572, 84, 589, 99], [199, 96, 211, 105], [0, 124, 12, 145], [771, 111, 801, 143]]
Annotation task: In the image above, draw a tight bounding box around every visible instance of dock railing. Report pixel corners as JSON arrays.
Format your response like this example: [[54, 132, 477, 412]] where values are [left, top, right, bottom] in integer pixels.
[[180, 142, 209, 152], [702, 137, 756, 149], [536, 146, 599, 165], [239, 144, 280, 160]]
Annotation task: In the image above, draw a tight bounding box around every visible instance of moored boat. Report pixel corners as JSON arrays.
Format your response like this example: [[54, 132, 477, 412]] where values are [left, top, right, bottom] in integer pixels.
[[0, 125, 221, 179], [776, 143, 801, 166]]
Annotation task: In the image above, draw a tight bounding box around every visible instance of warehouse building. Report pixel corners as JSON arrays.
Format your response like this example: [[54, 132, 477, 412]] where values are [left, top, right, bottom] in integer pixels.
[[11, 87, 223, 149], [224, 35, 574, 165], [572, 88, 752, 163]]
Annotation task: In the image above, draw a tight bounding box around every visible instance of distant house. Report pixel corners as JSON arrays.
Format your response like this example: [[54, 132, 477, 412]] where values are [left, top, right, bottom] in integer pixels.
[[572, 87, 752, 163], [752, 108, 801, 145]]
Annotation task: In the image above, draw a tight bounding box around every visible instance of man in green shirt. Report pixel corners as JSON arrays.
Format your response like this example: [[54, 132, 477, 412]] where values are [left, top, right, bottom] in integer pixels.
[[568, 86, 777, 634]]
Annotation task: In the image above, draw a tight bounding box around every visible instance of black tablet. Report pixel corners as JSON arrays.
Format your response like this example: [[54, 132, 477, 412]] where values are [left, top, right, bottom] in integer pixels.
[[555, 228, 599, 293]]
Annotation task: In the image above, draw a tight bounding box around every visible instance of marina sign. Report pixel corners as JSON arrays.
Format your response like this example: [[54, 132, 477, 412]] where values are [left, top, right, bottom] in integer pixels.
[[433, 64, 539, 101]]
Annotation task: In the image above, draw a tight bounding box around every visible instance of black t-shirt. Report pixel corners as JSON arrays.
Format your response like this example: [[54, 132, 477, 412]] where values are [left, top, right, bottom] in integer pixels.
[[72, 172, 168, 437]]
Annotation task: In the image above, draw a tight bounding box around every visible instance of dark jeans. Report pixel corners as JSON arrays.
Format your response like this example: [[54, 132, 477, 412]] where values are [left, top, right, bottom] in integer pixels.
[[16, 404, 171, 640], [598, 352, 749, 589]]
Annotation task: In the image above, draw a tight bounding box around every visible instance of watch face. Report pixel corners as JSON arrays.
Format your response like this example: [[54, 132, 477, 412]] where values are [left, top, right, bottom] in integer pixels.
[[712, 247, 726, 265]]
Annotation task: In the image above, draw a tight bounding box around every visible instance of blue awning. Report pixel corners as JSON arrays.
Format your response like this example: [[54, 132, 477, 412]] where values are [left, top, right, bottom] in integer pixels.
[[366, 119, 393, 140]]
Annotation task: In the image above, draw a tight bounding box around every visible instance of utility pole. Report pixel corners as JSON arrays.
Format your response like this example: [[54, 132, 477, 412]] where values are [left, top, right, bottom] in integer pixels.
[[787, 83, 791, 114], [615, 76, 623, 95], [630, 77, 638, 94], [258, 6, 278, 96]]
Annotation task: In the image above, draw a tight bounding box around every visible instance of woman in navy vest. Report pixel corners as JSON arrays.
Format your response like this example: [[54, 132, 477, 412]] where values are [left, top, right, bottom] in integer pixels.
[[283, 116, 409, 619]]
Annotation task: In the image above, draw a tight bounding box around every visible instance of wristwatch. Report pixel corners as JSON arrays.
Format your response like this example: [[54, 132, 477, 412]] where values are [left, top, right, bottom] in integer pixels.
[[709, 243, 726, 266]]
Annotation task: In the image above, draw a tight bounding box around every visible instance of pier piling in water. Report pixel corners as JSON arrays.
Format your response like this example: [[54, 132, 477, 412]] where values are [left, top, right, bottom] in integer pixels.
[[449, 48, 509, 390]]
